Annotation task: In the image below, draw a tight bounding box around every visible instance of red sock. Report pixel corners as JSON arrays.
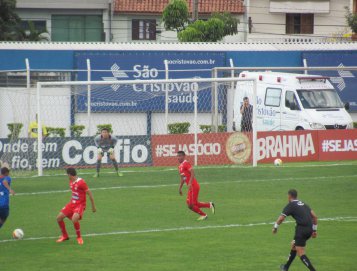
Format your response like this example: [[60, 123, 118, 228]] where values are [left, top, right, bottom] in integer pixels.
[[197, 202, 210, 208], [73, 222, 81, 238], [58, 221, 68, 238], [191, 205, 207, 216]]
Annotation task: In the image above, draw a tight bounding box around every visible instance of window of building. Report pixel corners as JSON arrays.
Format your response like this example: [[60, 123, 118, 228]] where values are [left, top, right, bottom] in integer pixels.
[[286, 14, 314, 34], [51, 15, 103, 42], [21, 20, 47, 33], [132, 19, 156, 40], [265, 88, 282, 107]]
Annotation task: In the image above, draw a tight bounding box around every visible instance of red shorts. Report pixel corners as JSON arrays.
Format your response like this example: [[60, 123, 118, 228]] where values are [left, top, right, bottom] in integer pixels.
[[186, 181, 200, 206], [61, 203, 86, 220]]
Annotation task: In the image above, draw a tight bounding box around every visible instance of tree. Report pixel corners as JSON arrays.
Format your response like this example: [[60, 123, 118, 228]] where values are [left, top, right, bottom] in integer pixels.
[[346, 7, 357, 33], [162, 0, 240, 42], [178, 18, 225, 42], [211, 12, 239, 36], [162, 0, 189, 32], [0, 0, 23, 41]]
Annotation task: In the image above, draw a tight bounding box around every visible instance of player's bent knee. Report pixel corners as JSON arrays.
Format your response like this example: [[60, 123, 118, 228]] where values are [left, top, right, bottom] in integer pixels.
[[56, 215, 64, 222], [72, 214, 80, 223], [187, 204, 194, 210], [295, 246, 305, 257]]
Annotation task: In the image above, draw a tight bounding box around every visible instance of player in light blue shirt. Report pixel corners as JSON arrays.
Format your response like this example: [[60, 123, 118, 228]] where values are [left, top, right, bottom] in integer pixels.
[[0, 167, 15, 229]]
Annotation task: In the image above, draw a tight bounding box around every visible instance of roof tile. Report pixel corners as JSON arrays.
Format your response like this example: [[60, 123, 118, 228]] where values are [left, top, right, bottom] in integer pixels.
[[114, 0, 244, 14]]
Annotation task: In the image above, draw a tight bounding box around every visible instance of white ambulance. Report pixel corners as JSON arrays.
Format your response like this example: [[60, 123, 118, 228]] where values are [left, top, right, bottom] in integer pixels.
[[233, 71, 354, 131]]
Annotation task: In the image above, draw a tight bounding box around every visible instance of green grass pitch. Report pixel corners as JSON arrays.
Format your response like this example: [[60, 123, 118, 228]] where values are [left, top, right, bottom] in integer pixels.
[[0, 161, 356, 271]]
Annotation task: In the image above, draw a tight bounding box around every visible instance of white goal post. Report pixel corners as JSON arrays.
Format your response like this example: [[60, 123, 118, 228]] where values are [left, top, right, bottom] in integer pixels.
[[31, 77, 257, 175]]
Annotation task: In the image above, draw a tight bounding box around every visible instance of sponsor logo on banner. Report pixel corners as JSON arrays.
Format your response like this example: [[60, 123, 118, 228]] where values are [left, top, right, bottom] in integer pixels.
[[75, 52, 225, 112], [152, 133, 230, 166], [257, 132, 317, 161], [0, 136, 151, 170], [318, 129, 357, 161], [225, 133, 251, 164]]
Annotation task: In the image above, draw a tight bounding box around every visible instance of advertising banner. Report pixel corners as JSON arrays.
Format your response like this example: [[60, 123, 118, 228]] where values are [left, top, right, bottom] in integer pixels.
[[152, 130, 354, 166], [74, 51, 225, 113], [0, 136, 151, 170], [257, 130, 319, 163], [318, 129, 357, 161], [303, 52, 357, 111]]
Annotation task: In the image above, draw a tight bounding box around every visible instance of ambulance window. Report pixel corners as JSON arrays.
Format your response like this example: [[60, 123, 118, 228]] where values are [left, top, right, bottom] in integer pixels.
[[265, 88, 281, 107], [285, 91, 300, 110]]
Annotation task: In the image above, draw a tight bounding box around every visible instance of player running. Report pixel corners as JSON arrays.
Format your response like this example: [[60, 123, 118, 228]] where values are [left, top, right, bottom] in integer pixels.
[[56, 168, 96, 245], [93, 128, 123, 178], [0, 167, 15, 230], [273, 189, 318, 271], [177, 151, 215, 221]]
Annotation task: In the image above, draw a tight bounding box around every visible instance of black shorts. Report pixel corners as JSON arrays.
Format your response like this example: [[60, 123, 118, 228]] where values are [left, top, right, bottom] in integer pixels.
[[294, 225, 313, 247], [0, 207, 9, 226]]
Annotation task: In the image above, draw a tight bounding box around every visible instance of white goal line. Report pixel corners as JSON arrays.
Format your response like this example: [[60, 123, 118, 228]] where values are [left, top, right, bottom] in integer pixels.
[[0, 216, 355, 244]]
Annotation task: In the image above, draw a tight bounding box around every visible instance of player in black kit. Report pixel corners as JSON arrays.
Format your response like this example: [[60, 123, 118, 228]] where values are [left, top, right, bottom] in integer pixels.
[[273, 189, 318, 271]]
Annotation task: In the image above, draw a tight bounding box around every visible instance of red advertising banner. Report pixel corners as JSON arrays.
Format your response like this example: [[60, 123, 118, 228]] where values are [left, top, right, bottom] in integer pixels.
[[151, 130, 357, 167], [151, 133, 234, 166], [318, 129, 357, 161], [257, 130, 319, 163]]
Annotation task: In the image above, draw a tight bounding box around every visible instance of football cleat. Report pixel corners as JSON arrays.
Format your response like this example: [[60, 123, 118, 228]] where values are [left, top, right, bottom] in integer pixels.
[[93, 172, 99, 178], [77, 237, 84, 245], [280, 264, 288, 271], [210, 202, 215, 214], [117, 171, 124, 177], [56, 236, 69, 243], [197, 215, 208, 221]]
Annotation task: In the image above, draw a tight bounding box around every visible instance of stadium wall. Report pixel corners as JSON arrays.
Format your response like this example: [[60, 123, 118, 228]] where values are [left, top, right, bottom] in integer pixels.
[[1, 44, 357, 140]]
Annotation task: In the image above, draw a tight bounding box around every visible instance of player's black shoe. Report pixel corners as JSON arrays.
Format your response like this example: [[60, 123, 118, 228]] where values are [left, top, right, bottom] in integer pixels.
[[280, 264, 288, 271]]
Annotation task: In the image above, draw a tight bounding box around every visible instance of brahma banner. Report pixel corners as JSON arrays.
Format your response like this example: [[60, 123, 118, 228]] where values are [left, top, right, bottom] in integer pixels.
[[257, 131, 319, 163], [151, 130, 357, 166]]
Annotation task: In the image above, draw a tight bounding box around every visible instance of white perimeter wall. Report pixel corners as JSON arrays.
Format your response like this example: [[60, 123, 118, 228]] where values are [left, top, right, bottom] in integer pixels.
[[0, 87, 71, 138], [0, 87, 218, 138]]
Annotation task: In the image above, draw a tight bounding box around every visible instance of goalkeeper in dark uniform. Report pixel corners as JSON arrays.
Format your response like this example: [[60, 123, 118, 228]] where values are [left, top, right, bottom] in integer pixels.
[[273, 189, 318, 271], [93, 128, 123, 178]]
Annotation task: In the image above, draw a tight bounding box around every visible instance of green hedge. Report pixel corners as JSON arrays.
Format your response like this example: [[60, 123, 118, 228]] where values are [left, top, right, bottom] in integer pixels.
[[168, 122, 190, 134], [47, 127, 66, 137], [199, 124, 226, 133], [354, 122, 357, 128], [7, 123, 23, 139], [70, 125, 85, 137]]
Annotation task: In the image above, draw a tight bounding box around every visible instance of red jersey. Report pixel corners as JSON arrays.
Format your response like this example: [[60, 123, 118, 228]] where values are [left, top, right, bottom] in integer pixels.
[[178, 160, 197, 185], [69, 178, 89, 206]]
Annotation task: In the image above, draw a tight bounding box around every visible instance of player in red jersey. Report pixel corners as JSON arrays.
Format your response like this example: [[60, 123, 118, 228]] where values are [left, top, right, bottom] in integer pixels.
[[177, 151, 215, 220], [56, 168, 96, 245]]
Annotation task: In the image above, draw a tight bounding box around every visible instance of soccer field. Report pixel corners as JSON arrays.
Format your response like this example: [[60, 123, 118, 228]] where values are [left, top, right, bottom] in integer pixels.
[[0, 161, 356, 271]]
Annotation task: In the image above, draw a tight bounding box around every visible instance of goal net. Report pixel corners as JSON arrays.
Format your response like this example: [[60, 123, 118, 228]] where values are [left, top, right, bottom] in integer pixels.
[[0, 77, 257, 177]]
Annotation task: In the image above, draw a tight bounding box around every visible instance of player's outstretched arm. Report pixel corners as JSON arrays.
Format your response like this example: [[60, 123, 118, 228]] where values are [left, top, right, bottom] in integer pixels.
[[272, 215, 285, 234], [311, 210, 318, 238], [87, 190, 96, 213], [178, 177, 185, 196], [2, 180, 15, 196]]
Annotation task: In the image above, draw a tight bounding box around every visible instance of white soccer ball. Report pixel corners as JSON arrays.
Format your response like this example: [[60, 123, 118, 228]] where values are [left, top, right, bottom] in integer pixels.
[[12, 229, 24, 240], [274, 158, 283, 166]]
